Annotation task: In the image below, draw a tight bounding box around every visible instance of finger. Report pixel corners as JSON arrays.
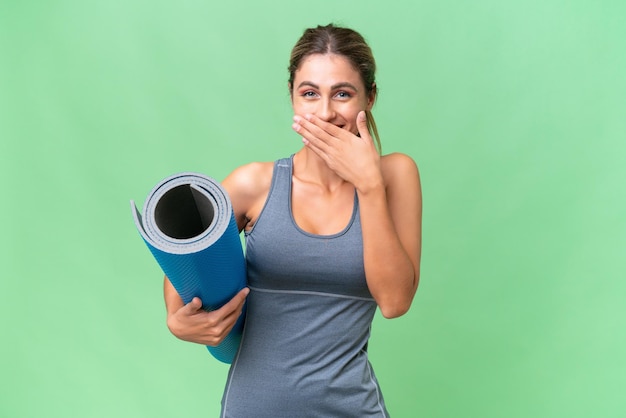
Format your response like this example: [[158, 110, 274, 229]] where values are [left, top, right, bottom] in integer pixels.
[[298, 128, 328, 158], [235, 287, 250, 303], [211, 289, 248, 338], [356, 111, 370, 140], [292, 117, 339, 160], [182, 297, 203, 314], [303, 114, 348, 139], [292, 115, 341, 146], [217, 287, 249, 317], [292, 116, 322, 146]]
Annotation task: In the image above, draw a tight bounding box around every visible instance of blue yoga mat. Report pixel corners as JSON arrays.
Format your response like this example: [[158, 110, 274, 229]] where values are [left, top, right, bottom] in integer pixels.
[[131, 172, 247, 364]]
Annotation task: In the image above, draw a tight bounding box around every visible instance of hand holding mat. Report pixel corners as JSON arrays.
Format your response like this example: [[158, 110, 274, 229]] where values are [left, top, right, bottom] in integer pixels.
[[131, 172, 247, 364]]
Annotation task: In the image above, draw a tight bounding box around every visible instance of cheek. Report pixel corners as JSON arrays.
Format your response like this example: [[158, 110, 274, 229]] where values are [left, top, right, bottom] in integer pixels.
[[343, 108, 361, 124], [292, 99, 314, 115]]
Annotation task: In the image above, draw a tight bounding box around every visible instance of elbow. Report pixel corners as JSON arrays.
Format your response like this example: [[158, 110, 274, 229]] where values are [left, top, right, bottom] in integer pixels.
[[379, 298, 413, 319], [379, 272, 420, 319], [380, 305, 409, 319]]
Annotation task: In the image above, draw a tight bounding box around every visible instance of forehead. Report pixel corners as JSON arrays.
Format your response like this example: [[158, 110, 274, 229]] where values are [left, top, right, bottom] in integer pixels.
[[294, 53, 363, 87]]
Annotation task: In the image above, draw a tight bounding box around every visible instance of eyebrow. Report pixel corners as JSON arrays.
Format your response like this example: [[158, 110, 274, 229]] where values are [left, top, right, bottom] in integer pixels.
[[297, 81, 359, 92]]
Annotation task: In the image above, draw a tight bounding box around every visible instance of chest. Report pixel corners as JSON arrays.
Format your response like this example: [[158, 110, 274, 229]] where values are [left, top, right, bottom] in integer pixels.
[[245, 204, 370, 299], [290, 180, 355, 236]]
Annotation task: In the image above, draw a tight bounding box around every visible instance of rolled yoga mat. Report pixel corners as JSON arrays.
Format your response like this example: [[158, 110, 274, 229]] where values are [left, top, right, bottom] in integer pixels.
[[131, 172, 247, 364]]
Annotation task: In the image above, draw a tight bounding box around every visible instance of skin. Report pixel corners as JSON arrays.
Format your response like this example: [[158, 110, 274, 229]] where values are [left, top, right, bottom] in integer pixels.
[[164, 53, 422, 346]]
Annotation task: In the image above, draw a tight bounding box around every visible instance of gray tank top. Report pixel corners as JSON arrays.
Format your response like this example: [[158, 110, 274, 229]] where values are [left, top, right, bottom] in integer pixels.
[[220, 156, 389, 417]]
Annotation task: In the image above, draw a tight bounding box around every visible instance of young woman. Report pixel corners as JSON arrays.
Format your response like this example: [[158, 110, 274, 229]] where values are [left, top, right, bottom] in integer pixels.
[[163, 24, 422, 417]]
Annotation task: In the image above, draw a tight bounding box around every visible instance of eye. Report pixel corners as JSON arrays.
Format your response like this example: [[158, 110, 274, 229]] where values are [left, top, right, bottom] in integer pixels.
[[335, 91, 352, 99], [301, 90, 318, 98]]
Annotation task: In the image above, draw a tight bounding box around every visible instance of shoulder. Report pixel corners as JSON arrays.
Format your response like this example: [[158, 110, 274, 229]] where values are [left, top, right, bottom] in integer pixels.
[[222, 161, 274, 198], [380, 152, 422, 208], [380, 152, 420, 185], [222, 161, 274, 230]]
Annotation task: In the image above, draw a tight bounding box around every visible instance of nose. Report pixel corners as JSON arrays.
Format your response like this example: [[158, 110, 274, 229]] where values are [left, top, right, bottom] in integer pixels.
[[315, 98, 336, 122]]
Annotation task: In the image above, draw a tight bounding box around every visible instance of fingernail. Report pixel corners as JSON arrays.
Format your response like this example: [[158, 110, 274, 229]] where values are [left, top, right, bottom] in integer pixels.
[[305, 114, 313, 121], [293, 115, 301, 122], [292, 123, 300, 132]]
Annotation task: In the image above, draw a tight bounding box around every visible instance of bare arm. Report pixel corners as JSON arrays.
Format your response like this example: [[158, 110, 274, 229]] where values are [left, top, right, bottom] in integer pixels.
[[357, 153, 421, 318]]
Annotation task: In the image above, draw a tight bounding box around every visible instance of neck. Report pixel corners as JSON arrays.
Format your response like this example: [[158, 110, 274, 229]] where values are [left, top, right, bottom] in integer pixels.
[[293, 148, 346, 191]]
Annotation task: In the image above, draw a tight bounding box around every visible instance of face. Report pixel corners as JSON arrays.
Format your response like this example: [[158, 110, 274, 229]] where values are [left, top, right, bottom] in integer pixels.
[[290, 53, 375, 136]]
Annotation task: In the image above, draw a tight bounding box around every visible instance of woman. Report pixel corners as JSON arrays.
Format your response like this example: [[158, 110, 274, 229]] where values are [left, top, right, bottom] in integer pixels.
[[164, 24, 422, 417]]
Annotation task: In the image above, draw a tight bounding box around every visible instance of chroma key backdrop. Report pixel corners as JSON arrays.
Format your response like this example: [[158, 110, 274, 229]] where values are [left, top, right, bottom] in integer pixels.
[[1, 0, 625, 417]]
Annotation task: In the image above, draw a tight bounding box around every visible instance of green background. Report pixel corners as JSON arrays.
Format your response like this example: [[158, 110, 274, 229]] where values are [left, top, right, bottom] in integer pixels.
[[1, 0, 625, 417]]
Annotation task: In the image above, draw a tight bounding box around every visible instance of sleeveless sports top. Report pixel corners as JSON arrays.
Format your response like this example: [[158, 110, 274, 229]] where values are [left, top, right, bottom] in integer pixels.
[[220, 156, 389, 418]]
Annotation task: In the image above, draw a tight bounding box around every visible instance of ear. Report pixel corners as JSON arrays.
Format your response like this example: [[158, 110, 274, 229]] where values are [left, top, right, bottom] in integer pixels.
[[366, 83, 377, 110], [288, 82, 293, 101]]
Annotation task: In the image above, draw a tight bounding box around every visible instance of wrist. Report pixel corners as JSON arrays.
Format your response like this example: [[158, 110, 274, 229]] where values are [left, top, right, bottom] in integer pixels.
[[355, 175, 384, 196]]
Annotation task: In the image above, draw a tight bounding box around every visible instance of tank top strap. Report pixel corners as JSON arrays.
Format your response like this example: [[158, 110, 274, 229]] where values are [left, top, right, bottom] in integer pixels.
[[262, 155, 293, 215]]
